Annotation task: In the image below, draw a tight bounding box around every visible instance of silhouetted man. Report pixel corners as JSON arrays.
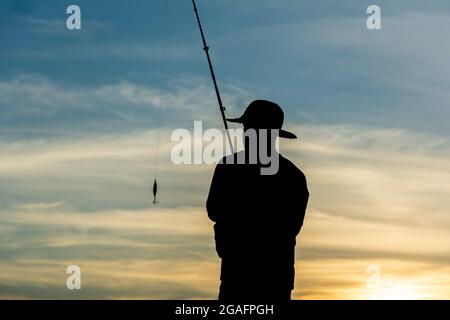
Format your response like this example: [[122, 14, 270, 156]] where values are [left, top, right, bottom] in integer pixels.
[[207, 100, 309, 301]]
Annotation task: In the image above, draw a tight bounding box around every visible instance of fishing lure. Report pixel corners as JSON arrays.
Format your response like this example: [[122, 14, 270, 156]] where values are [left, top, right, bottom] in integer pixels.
[[152, 179, 158, 204]]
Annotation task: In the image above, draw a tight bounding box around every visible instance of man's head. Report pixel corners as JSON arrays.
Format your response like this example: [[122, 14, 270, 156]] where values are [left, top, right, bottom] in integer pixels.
[[226, 100, 296, 175], [227, 100, 297, 139]]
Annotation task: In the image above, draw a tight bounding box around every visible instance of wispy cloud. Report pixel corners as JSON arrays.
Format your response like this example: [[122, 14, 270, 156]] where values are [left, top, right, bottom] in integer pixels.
[[0, 74, 251, 137], [1, 121, 449, 298], [2, 0, 450, 300]]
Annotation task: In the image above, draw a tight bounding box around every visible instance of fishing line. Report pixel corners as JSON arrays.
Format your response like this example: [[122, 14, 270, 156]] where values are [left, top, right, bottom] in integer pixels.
[[153, 0, 169, 205]]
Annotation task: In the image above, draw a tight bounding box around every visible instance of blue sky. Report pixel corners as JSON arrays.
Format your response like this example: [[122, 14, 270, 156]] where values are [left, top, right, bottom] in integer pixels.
[[1, 0, 450, 299], [2, 0, 450, 138]]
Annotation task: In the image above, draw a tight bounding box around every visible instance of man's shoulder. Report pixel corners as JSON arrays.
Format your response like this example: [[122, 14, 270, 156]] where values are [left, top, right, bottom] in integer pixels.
[[280, 155, 307, 180]]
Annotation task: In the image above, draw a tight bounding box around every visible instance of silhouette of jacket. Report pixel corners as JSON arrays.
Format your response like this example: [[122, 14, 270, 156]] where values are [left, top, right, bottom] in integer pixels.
[[207, 151, 309, 300]]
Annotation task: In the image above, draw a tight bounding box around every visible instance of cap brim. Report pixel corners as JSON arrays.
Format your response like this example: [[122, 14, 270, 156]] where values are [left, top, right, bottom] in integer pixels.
[[227, 118, 297, 139], [279, 129, 297, 139], [226, 117, 244, 123]]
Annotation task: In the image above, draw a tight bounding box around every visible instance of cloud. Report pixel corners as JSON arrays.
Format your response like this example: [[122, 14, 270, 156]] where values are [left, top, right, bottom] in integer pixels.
[[1, 120, 449, 222], [210, 8, 450, 134], [0, 204, 220, 299], [2, 0, 450, 300], [1, 202, 449, 299], [17, 17, 112, 36], [0, 43, 191, 61], [283, 124, 450, 228], [1, 120, 450, 298], [0, 74, 251, 138]]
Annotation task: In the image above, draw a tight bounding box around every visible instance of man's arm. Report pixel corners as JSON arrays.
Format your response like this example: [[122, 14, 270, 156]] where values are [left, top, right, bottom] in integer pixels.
[[292, 171, 309, 236], [206, 163, 228, 258], [206, 163, 225, 222]]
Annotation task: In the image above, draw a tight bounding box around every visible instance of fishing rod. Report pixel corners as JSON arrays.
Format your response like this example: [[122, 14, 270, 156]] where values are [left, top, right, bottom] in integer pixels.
[[192, 0, 234, 154]]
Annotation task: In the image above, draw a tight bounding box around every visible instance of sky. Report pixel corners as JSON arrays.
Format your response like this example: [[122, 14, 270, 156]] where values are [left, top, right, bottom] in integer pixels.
[[0, 0, 450, 299]]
